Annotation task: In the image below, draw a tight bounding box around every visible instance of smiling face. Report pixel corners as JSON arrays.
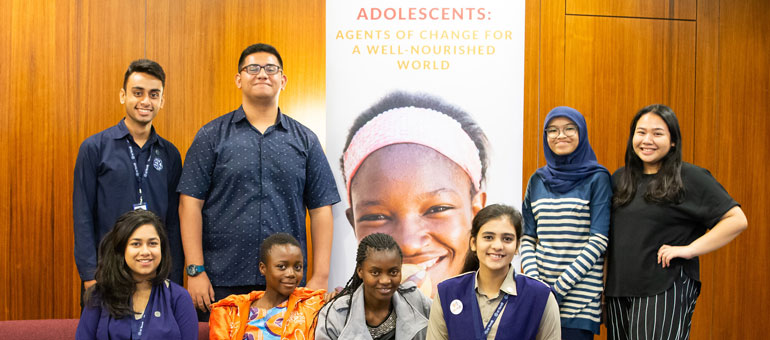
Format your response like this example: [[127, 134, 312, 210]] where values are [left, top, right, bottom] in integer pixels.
[[124, 224, 162, 282], [470, 217, 519, 274], [357, 248, 402, 306], [120, 72, 163, 127], [633, 113, 674, 174], [347, 143, 485, 297], [260, 244, 304, 298], [235, 52, 287, 103], [545, 117, 579, 156]]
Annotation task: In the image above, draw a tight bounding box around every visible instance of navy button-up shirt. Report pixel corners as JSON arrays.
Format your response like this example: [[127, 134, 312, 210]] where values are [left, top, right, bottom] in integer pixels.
[[73, 119, 184, 283], [178, 107, 340, 286]]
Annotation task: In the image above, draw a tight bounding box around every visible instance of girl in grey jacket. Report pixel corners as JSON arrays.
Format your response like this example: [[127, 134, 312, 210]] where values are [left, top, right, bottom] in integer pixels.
[[315, 233, 431, 340]]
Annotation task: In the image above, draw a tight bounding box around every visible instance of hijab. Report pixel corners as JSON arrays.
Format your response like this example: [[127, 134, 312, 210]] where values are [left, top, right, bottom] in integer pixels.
[[535, 106, 609, 193]]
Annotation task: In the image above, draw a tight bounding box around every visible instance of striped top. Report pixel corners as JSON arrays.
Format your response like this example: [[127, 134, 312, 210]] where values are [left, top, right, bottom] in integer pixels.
[[520, 171, 612, 334]]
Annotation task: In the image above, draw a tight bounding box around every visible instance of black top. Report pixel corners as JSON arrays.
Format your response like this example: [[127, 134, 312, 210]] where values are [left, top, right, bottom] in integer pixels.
[[606, 163, 738, 297]]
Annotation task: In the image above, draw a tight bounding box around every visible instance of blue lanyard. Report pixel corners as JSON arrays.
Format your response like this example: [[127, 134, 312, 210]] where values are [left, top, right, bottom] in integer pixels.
[[482, 293, 509, 338], [137, 315, 145, 337], [126, 139, 153, 203]]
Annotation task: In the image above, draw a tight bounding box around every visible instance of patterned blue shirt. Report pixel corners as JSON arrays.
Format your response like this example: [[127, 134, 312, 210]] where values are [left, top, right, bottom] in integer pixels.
[[178, 107, 340, 286]]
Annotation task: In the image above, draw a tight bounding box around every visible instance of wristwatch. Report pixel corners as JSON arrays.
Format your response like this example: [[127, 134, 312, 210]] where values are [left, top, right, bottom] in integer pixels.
[[186, 264, 205, 277]]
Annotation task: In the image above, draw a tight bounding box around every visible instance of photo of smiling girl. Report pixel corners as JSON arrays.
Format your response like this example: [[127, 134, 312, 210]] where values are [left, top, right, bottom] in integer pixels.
[[426, 204, 561, 340], [340, 91, 489, 297], [208, 233, 327, 340], [315, 233, 432, 340]]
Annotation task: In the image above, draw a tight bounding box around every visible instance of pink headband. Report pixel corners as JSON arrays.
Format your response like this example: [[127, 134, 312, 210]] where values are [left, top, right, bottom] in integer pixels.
[[342, 106, 483, 203]]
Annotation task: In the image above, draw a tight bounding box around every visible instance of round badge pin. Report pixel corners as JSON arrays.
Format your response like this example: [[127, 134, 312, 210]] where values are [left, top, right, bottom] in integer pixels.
[[449, 299, 463, 315], [153, 158, 163, 171]]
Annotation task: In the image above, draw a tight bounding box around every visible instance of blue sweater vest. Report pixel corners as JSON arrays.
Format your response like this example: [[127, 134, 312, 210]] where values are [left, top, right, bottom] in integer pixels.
[[438, 272, 550, 340]]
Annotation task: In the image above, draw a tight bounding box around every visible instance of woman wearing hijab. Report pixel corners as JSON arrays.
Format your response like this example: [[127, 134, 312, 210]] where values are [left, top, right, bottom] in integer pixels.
[[520, 106, 612, 339]]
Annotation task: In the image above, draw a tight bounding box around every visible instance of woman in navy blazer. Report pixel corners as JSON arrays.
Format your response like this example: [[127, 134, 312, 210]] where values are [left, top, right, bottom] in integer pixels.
[[76, 210, 197, 340]]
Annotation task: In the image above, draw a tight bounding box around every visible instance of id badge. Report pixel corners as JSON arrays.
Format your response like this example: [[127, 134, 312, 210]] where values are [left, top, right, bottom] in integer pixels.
[[133, 202, 148, 210]]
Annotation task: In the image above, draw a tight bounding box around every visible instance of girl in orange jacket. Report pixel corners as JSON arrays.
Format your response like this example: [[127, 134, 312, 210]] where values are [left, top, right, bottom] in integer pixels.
[[209, 233, 327, 340]]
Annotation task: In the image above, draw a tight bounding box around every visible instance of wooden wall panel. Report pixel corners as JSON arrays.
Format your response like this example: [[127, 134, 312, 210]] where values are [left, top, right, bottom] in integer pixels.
[[75, 0, 146, 138], [535, 0, 567, 169], [8, 0, 58, 319], [710, 0, 770, 338], [564, 16, 696, 171], [566, 0, 696, 20], [0, 0, 11, 322], [689, 0, 720, 338], [147, 0, 327, 154], [51, 0, 80, 319], [522, 0, 541, 193]]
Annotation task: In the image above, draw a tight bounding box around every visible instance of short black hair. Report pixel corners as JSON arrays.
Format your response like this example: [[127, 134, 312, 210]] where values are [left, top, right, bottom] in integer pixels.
[[259, 232, 302, 264], [238, 43, 284, 71], [123, 59, 166, 89]]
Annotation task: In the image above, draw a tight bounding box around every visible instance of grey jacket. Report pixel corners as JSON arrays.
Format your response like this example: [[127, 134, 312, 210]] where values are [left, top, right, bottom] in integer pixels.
[[315, 281, 431, 340]]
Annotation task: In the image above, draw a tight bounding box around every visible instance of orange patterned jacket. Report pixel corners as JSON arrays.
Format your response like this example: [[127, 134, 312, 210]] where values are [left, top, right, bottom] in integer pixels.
[[208, 288, 326, 340]]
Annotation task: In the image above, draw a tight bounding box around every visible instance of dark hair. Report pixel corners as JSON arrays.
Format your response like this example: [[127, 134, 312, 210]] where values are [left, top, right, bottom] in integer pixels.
[[85, 210, 171, 318], [238, 43, 284, 71], [259, 232, 303, 264], [123, 59, 166, 89], [613, 104, 684, 207], [461, 204, 523, 273], [340, 91, 490, 193], [316, 233, 403, 334]]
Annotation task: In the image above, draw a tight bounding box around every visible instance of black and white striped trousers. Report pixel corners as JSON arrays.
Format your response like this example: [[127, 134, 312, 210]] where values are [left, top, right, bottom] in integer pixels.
[[607, 270, 701, 340]]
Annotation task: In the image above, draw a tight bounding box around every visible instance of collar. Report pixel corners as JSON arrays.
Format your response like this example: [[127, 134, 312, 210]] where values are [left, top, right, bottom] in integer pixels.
[[474, 265, 518, 298], [232, 106, 288, 130], [109, 119, 161, 147]]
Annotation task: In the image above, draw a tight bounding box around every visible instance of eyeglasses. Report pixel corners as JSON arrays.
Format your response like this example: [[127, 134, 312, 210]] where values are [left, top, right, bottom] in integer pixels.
[[240, 64, 282, 75], [545, 125, 578, 138]]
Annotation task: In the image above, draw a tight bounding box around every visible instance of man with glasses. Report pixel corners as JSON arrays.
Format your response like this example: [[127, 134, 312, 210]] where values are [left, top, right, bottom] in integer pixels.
[[178, 43, 340, 321], [73, 59, 185, 306]]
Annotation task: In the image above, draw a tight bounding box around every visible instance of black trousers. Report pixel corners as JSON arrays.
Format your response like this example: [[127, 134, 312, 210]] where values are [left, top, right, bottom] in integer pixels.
[[607, 270, 701, 340]]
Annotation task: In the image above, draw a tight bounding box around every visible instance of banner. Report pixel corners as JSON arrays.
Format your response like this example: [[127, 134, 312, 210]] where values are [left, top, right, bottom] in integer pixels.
[[326, 0, 526, 297]]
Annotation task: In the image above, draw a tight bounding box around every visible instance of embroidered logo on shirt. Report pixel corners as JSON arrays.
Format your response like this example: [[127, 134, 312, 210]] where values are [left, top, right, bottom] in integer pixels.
[[153, 158, 163, 171], [450, 299, 463, 315]]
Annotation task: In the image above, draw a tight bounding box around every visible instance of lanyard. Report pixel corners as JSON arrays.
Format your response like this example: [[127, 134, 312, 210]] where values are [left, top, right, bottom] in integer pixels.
[[482, 293, 509, 338], [137, 315, 145, 337], [126, 139, 153, 204]]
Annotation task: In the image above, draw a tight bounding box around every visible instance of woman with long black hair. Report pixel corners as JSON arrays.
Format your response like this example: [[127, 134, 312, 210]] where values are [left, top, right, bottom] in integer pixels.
[[76, 210, 197, 340], [606, 104, 748, 340]]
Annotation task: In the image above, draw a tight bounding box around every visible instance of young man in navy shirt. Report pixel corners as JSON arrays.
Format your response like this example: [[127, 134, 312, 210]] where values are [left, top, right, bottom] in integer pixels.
[[178, 43, 340, 320], [73, 59, 184, 305]]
